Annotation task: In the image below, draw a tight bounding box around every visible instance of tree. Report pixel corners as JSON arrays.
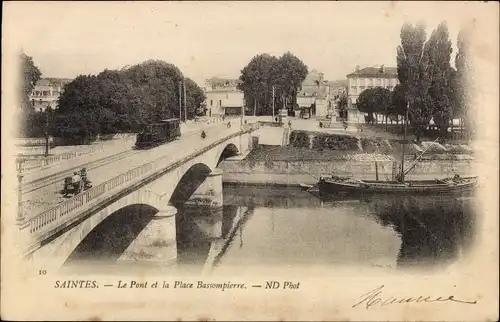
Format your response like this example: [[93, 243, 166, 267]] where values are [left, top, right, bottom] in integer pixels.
[[425, 22, 454, 139], [56, 60, 189, 140], [390, 84, 407, 124], [51, 110, 99, 144], [274, 52, 308, 111], [238, 53, 279, 115], [20, 52, 42, 112], [397, 22, 433, 142], [57, 75, 102, 114], [357, 87, 392, 124], [455, 26, 474, 137], [184, 78, 206, 119], [124, 60, 184, 122], [18, 52, 42, 137], [337, 91, 348, 121], [238, 52, 308, 116]]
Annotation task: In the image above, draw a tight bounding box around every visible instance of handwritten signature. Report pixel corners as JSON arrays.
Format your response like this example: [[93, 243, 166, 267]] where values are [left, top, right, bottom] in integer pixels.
[[353, 285, 477, 309]]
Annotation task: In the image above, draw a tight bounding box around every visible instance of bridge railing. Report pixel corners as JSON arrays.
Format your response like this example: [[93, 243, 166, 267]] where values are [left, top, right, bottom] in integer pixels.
[[21, 145, 105, 171], [24, 124, 260, 246]]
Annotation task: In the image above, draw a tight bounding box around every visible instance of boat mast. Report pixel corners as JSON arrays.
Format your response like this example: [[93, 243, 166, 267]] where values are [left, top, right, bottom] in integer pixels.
[[399, 102, 409, 182], [403, 137, 440, 177]]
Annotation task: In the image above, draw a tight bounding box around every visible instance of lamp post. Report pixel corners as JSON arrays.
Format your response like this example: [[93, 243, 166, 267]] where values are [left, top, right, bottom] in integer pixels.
[[16, 157, 26, 224]]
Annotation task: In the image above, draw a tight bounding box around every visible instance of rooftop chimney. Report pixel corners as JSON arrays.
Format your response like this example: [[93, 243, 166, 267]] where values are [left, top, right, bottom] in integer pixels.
[[379, 65, 385, 73], [355, 65, 360, 72]]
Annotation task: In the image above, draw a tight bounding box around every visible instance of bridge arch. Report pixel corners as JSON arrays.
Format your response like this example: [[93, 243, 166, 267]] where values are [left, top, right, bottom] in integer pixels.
[[64, 203, 159, 265], [33, 189, 170, 270], [169, 163, 212, 208], [216, 143, 239, 166]]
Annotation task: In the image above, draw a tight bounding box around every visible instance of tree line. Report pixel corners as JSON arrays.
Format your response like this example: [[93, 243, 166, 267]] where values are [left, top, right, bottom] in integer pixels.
[[355, 22, 473, 142], [18, 57, 206, 143], [237, 52, 308, 116]]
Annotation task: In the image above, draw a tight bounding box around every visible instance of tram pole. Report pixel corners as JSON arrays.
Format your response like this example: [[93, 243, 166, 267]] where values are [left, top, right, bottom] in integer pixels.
[[183, 78, 187, 122], [179, 80, 182, 121]]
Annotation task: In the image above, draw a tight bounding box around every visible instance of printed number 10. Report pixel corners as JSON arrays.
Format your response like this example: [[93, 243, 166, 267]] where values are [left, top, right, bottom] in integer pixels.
[[39, 270, 47, 275]]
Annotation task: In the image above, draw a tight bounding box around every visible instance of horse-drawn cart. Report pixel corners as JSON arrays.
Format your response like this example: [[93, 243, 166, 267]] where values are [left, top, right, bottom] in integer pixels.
[[61, 171, 92, 197]]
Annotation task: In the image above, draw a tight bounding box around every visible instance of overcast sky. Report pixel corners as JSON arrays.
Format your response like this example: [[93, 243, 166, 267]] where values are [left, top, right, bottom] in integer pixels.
[[5, 1, 488, 86]]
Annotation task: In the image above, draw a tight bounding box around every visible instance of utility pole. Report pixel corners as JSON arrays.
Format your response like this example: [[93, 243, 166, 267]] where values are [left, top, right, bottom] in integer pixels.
[[400, 101, 409, 182], [44, 110, 49, 157], [272, 85, 275, 121], [241, 96, 244, 127], [183, 78, 187, 122], [178, 81, 182, 120]]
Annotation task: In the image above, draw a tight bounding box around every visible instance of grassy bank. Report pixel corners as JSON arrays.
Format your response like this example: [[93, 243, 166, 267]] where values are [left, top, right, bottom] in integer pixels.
[[286, 130, 473, 156]]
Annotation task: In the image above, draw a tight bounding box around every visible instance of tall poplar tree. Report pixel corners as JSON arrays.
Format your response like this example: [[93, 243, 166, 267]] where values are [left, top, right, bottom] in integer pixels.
[[425, 22, 454, 138], [396, 22, 432, 142], [455, 26, 474, 137]]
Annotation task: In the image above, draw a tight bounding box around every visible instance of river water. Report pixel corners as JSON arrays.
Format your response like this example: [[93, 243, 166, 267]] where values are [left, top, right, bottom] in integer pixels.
[[177, 184, 478, 274], [61, 184, 478, 275]]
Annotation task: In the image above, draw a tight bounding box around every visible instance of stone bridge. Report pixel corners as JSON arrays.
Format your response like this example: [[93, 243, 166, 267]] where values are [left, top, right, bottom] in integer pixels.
[[19, 124, 258, 271]]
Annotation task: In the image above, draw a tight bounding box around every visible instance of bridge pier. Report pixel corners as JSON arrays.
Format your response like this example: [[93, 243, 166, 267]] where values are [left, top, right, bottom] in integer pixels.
[[119, 205, 178, 265], [185, 168, 223, 209]]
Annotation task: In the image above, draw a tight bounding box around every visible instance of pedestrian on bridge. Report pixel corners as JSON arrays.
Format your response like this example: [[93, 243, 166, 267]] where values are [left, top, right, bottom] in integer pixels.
[[72, 171, 82, 193], [80, 168, 89, 184]]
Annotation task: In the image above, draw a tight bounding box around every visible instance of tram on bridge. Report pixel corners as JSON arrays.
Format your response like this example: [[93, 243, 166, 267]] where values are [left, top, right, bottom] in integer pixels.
[[135, 118, 181, 149]]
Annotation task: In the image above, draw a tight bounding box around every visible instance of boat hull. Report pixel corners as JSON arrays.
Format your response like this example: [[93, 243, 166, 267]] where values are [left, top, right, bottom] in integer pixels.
[[318, 177, 477, 197]]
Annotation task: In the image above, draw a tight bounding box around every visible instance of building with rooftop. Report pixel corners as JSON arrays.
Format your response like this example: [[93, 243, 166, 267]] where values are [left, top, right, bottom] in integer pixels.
[[297, 69, 331, 117], [29, 78, 73, 112], [346, 65, 399, 122], [204, 77, 244, 116]]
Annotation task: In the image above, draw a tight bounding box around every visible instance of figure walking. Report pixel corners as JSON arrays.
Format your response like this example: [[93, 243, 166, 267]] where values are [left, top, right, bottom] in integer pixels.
[[72, 171, 82, 194]]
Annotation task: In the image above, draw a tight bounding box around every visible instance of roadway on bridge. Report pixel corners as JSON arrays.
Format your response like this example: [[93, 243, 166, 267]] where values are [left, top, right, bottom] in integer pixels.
[[23, 120, 244, 218], [22, 118, 231, 184]]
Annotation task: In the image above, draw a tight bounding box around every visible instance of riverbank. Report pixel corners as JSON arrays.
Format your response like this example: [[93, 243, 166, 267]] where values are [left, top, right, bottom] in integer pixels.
[[220, 146, 476, 186]]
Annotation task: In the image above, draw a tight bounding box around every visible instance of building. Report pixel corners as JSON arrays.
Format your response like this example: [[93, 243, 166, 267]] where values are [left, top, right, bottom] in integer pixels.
[[204, 77, 244, 116], [29, 78, 73, 112], [327, 80, 348, 119], [296, 69, 331, 117], [346, 65, 399, 122], [327, 79, 347, 99]]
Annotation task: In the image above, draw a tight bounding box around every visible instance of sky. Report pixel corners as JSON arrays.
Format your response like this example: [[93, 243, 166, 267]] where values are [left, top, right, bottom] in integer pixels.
[[4, 1, 489, 87]]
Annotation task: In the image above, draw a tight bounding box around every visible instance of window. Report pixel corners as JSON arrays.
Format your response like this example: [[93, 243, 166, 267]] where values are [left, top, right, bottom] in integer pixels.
[[368, 79, 373, 85], [210, 100, 213, 106], [219, 100, 222, 106], [359, 78, 366, 86], [376, 79, 381, 85]]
